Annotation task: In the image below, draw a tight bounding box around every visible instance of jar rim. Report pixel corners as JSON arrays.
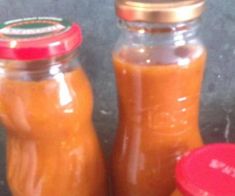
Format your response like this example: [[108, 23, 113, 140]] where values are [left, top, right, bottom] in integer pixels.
[[115, 0, 205, 23]]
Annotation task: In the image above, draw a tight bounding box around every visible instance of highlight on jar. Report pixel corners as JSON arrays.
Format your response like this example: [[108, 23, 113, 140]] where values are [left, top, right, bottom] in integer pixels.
[[111, 0, 207, 195], [171, 144, 235, 196], [0, 17, 108, 196]]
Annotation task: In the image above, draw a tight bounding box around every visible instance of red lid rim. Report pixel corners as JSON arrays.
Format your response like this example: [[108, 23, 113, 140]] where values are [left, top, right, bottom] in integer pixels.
[[175, 143, 235, 196], [0, 17, 83, 60]]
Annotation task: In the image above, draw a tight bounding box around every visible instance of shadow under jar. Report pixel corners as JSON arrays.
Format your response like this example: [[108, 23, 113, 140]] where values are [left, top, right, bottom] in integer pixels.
[[111, 0, 207, 195], [0, 17, 107, 196]]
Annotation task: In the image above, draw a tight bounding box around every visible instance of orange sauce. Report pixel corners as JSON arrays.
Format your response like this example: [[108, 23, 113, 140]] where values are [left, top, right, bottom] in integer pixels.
[[171, 190, 183, 196], [0, 67, 107, 196], [111, 46, 206, 196]]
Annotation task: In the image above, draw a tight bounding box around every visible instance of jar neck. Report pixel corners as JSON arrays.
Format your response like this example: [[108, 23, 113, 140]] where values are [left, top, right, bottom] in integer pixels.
[[118, 19, 200, 45], [0, 51, 80, 81]]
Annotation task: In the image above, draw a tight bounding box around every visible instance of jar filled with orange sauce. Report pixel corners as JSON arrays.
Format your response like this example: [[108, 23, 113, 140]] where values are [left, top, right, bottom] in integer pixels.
[[111, 0, 207, 195], [0, 17, 107, 196]]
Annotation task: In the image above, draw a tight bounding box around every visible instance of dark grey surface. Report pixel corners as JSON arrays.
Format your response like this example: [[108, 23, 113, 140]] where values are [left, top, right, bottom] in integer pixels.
[[0, 0, 235, 195]]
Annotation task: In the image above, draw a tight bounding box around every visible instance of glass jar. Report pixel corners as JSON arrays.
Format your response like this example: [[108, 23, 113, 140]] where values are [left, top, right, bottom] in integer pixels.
[[111, 0, 207, 195], [0, 17, 107, 196], [173, 144, 235, 196]]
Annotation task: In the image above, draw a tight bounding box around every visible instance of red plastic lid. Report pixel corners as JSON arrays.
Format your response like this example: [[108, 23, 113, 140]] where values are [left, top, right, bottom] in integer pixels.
[[175, 144, 235, 196], [0, 17, 82, 60]]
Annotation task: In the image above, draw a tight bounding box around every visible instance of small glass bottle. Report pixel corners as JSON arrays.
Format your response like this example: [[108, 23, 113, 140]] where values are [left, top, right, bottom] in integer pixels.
[[173, 144, 235, 196], [0, 17, 107, 196], [111, 0, 207, 195]]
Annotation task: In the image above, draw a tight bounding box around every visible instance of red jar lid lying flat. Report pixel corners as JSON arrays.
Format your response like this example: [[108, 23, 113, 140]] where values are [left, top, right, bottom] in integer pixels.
[[0, 17, 82, 60], [175, 144, 235, 196]]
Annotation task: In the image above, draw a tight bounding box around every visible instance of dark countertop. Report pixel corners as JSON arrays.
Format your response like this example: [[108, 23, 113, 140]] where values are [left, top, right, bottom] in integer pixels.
[[0, 0, 235, 195]]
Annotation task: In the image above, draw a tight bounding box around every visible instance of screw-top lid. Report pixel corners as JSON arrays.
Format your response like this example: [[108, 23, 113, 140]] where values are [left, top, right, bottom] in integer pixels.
[[175, 144, 235, 196], [116, 0, 205, 23], [0, 17, 82, 60]]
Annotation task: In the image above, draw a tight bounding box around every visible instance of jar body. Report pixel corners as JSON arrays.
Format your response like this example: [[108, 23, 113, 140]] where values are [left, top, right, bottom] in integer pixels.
[[0, 54, 107, 196], [111, 20, 206, 196]]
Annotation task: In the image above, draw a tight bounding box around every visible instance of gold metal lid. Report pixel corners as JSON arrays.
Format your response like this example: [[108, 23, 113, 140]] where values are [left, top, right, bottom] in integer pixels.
[[116, 0, 205, 23]]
